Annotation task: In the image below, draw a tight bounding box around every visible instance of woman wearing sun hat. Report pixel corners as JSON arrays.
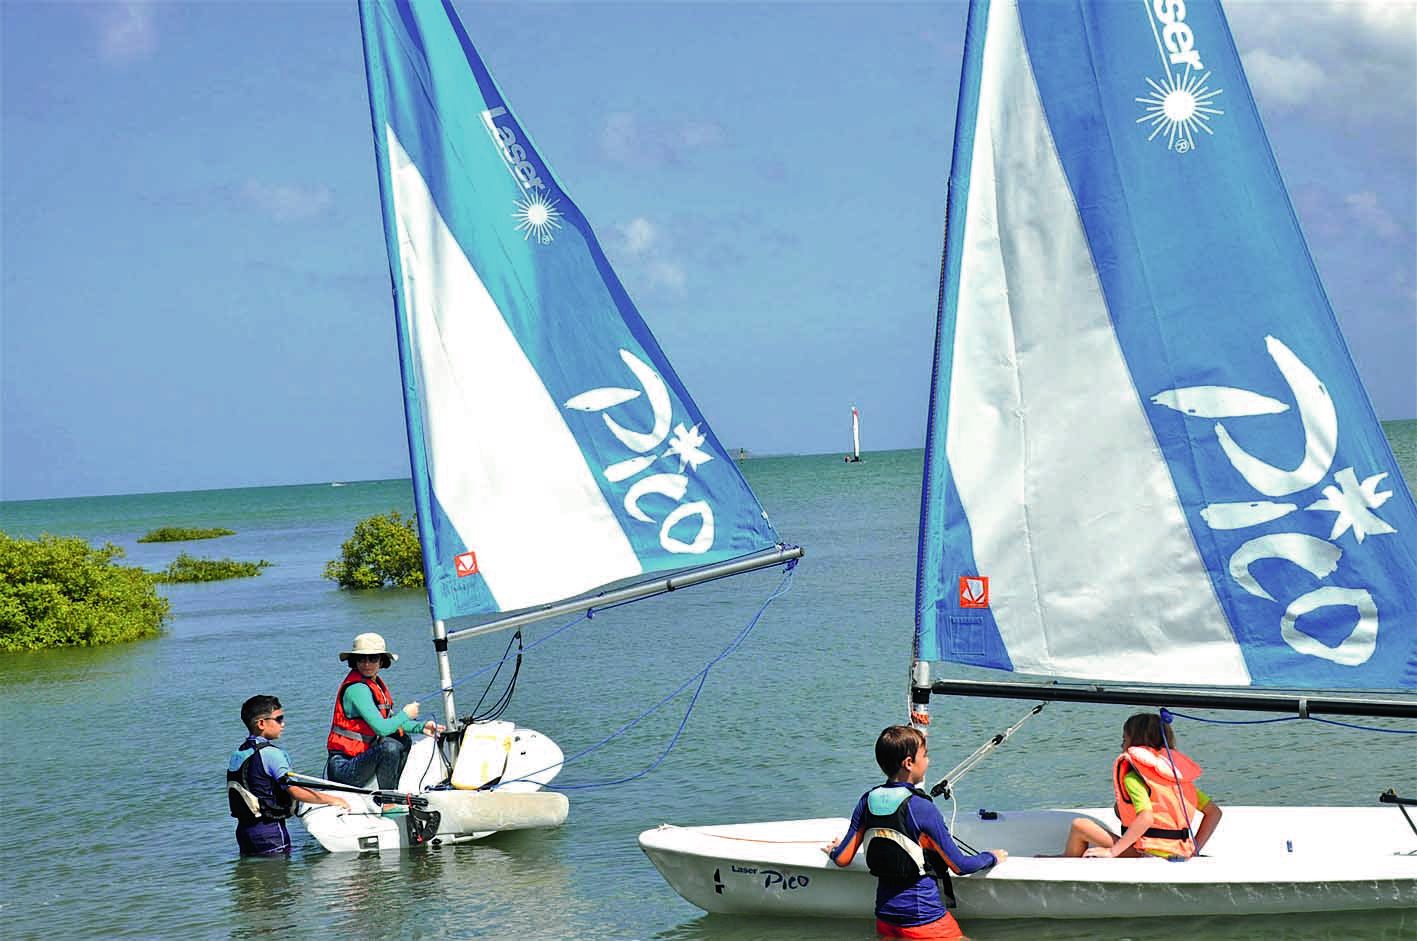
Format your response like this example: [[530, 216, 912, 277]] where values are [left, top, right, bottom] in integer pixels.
[[325, 632, 441, 792]]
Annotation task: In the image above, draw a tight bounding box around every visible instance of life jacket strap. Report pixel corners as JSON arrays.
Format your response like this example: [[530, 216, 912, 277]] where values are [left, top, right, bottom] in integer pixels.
[[1142, 826, 1191, 840], [329, 726, 377, 745], [862, 827, 928, 876], [228, 780, 262, 819]]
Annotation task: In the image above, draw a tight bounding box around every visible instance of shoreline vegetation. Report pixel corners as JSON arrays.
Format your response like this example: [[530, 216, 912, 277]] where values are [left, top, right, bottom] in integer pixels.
[[154, 554, 271, 583], [324, 510, 425, 589], [137, 526, 235, 543], [0, 532, 170, 651]]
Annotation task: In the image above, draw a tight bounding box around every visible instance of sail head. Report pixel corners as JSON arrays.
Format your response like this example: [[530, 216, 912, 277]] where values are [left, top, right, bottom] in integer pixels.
[[359, 0, 781, 624], [916, 0, 1417, 691]]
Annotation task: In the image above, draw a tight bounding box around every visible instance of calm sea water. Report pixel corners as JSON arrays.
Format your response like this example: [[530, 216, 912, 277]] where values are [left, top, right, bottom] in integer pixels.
[[3, 422, 1415, 940]]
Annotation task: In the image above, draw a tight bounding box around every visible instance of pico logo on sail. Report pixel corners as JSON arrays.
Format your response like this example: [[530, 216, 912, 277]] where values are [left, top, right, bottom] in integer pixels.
[[1152, 335, 1398, 668]]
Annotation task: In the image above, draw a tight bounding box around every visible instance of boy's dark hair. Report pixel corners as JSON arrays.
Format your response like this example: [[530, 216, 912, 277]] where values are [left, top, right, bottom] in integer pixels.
[[1122, 712, 1175, 750], [241, 695, 282, 733], [875, 725, 926, 776]]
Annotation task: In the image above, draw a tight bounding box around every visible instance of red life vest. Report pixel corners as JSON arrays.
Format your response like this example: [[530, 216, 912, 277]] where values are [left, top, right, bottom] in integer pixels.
[[326, 669, 397, 758], [1112, 746, 1202, 858]]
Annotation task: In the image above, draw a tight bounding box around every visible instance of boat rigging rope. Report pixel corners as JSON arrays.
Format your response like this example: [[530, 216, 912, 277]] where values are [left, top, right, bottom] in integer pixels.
[[1163, 707, 1417, 735], [406, 612, 592, 706], [494, 561, 798, 791], [465, 629, 522, 723], [928, 703, 1046, 800], [1156, 709, 1197, 851]]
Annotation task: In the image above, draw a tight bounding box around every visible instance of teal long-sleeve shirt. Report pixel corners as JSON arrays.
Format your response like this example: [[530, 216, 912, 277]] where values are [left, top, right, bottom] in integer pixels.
[[342, 681, 424, 737]]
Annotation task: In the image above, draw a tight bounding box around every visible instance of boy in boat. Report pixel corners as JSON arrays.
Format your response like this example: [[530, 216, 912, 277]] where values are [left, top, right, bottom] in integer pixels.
[[826, 725, 1006, 940], [1060, 711, 1223, 859], [228, 694, 348, 856]]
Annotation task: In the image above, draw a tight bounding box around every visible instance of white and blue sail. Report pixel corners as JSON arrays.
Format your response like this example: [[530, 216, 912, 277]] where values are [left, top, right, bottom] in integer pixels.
[[916, 0, 1417, 690], [358, 0, 781, 625]]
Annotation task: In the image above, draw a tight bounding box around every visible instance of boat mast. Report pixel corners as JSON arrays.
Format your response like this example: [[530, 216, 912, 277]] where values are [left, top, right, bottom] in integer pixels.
[[851, 406, 861, 460], [431, 618, 456, 726]]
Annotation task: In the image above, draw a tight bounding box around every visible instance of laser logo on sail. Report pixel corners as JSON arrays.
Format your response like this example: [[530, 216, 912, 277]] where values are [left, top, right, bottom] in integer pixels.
[[482, 105, 563, 243], [1136, 0, 1224, 153]]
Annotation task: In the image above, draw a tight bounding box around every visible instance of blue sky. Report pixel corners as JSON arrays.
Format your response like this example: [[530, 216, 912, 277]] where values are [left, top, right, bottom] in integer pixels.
[[2, 1, 1413, 501]]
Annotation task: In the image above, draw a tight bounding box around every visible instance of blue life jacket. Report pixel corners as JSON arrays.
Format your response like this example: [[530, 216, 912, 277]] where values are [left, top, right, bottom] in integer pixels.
[[227, 737, 294, 825], [858, 784, 956, 908]]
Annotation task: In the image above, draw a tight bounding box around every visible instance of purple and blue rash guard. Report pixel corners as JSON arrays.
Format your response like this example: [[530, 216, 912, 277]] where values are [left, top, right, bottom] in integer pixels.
[[228, 736, 295, 855], [830, 781, 998, 927]]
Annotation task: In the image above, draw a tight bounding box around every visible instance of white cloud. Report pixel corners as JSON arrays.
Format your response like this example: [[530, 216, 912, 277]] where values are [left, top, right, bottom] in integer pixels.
[[98, 1, 156, 64], [1345, 191, 1402, 239], [607, 216, 686, 294], [241, 181, 334, 222], [621, 217, 657, 256], [1241, 49, 1325, 109], [647, 260, 687, 292], [1229, 0, 1416, 122]]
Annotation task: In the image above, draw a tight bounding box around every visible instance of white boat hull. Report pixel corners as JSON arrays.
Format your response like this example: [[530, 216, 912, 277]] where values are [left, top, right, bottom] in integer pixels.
[[638, 806, 1417, 920], [301, 723, 568, 853]]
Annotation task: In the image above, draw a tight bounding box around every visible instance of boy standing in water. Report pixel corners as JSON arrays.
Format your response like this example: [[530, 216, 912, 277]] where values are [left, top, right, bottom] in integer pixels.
[[227, 695, 348, 856], [826, 726, 1006, 940]]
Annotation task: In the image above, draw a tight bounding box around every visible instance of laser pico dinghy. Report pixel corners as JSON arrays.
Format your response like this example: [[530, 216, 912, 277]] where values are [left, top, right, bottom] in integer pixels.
[[294, 0, 801, 853], [641, 0, 1417, 920]]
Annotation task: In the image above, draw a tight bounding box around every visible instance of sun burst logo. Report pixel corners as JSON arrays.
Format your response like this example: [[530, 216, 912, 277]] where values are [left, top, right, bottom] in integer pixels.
[[513, 192, 563, 244], [1136, 68, 1224, 153], [1137, 1, 1224, 153]]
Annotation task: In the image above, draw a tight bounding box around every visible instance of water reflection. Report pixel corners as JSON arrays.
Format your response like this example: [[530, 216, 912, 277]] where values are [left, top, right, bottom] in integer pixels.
[[227, 856, 301, 938]]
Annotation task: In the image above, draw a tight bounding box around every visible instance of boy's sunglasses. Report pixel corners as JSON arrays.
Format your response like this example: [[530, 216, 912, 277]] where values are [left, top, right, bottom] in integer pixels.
[[262, 714, 286, 725]]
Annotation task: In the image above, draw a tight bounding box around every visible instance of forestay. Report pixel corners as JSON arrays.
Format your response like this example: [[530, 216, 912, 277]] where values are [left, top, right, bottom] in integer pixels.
[[358, 0, 781, 626], [915, 0, 1417, 690]]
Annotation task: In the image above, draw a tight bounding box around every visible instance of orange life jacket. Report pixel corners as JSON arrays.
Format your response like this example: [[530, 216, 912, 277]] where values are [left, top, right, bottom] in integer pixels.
[[326, 669, 397, 758], [1111, 746, 1202, 858]]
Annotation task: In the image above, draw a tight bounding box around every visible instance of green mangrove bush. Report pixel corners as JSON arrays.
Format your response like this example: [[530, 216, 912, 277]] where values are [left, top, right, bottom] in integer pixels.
[[137, 526, 236, 543], [324, 510, 425, 590], [155, 554, 271, 583], [0, 532, 170, 651]]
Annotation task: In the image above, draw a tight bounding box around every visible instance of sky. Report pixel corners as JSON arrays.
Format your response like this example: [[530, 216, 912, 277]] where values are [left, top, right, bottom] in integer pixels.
[[2, 0, 1413, 501]]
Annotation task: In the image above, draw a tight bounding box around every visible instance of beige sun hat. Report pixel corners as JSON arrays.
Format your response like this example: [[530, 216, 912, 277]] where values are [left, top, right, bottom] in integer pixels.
[[339, 632, 398, 667]]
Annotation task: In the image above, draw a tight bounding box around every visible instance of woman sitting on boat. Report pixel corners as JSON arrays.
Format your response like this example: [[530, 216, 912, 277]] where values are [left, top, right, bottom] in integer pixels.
[[325, 633, 441, 794], [1061, 712, 1223, 859]]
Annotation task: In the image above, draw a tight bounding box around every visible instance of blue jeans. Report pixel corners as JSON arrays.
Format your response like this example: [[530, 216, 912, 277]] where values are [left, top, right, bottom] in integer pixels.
[[325, 736, 410, 791]]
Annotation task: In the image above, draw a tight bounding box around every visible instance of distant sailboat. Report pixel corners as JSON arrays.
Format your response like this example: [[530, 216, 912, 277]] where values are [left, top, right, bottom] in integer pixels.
[[843, 406, 862, 463], [299, 0, 802, 853], [643, 0, 1416, 919]]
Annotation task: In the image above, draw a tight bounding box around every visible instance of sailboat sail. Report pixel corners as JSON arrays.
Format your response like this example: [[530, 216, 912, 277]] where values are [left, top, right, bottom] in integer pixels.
[[916, 0, 1417, 690], [358, 0, 782, 625]]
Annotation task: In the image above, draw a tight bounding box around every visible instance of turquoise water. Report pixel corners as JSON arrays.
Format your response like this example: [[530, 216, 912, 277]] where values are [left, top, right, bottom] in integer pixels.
[[1, 424, 1414, 940]]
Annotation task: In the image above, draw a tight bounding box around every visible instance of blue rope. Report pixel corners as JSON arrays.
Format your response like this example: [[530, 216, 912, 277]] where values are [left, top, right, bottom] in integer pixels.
[[1155, 709, 1197, 851], [1309, 715, 1417, 735], [498, 562, 798, 791], [1163, 707, 1416, 735]]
